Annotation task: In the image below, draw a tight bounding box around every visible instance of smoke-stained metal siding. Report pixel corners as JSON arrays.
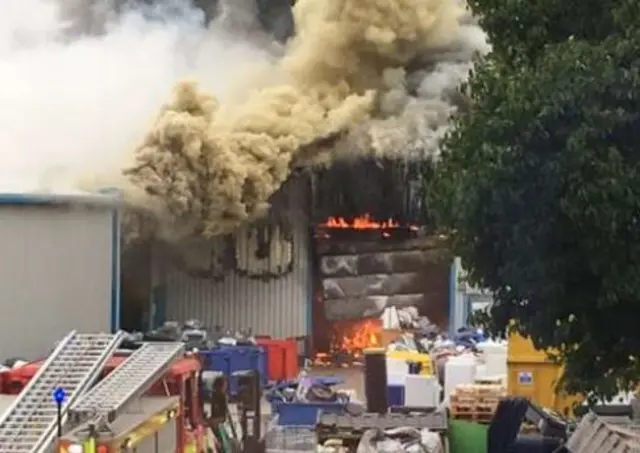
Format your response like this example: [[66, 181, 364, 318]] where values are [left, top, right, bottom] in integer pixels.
[[0, 192, 121, 360], [160, 178, 313, 339], [163, 219, 311, 338]]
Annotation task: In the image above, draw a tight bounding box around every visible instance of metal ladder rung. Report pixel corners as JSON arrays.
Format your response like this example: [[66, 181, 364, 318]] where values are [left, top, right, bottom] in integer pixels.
[[70, 342, 184, 420], [0, 330, 125, 452]]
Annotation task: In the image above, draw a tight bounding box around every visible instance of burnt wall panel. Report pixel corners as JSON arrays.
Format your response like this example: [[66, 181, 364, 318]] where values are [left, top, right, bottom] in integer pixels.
[[316, 235, 447, 256], [311, 158, 424, 222], [162, 177, 312, 339], [320, 255, 358, 278], [316, 236, 450, 329], [358, 250, 442, 274], [323, 272, 423, 299], [320, 249, 447, 277], [324, 294, 426, 321]]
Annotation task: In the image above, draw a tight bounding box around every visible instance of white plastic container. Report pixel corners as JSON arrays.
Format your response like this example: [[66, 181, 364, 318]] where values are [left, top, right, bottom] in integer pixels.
[[386, 357, 410, 376], [444, 354, 478, 401], [387, 373, 406, 386], [405, 374, 440, 407], [475, 363, 488, 379], [477, 340, 508, 377], [380, 306, 400, 329]]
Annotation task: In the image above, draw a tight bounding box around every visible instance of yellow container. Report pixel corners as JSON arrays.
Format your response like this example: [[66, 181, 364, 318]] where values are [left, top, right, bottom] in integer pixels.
[[507, 333, 582, 416], [387, 350, 433, 375]]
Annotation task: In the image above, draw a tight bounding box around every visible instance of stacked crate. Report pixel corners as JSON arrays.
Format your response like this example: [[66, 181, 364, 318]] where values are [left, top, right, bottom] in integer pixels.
[[449, 383, 506, 423]]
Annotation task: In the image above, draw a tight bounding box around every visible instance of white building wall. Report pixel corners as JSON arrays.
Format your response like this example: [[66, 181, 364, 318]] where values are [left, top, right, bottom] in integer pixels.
[[0, 194, 119, 360]]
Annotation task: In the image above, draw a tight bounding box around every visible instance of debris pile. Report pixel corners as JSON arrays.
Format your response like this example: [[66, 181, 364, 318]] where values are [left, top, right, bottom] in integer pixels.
[[355, 427, 444, 453], [127, 320, 259, 350], [381, 306, 437, 332]]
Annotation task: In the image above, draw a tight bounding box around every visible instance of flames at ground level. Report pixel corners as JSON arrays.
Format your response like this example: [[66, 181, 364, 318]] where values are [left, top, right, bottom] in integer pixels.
[[314, 317, 383, 366]]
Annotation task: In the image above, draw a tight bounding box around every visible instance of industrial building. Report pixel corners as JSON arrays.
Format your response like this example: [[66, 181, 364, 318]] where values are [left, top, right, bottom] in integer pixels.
[[146, 177, 312, 343], [143, 167, 462, 354], [0, 190, 121, 360], [0, 183, 469, 362]]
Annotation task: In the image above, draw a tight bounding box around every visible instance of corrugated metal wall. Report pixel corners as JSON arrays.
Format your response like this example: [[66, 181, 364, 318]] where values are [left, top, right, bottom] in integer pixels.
[[163, 219, 311, 338], [0, 204, 114, 360], [162, 181, 312, 339]]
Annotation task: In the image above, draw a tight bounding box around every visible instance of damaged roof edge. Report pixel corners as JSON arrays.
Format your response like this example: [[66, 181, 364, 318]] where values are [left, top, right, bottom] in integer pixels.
[[0, 188, 123, 208]]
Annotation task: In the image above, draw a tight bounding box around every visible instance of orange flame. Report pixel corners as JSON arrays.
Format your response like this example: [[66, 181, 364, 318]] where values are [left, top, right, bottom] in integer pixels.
[[318, 213, 420, 232], [321, 214, 399, 230], [332, 318, 382, 356]]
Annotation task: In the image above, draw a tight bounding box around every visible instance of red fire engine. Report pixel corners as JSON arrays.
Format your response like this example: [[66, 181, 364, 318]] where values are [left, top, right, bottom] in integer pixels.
[[0, 331, 210, 453]]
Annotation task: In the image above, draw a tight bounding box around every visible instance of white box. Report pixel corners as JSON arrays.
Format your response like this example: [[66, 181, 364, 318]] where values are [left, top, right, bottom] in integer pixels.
[[405, 374, 440, 408]]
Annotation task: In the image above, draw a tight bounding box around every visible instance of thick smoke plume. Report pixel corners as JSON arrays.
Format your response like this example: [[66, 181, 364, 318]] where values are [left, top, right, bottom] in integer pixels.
[[0, 0, 272, 192], [128, 0, 490, 239], [1, 0, 489, 241]]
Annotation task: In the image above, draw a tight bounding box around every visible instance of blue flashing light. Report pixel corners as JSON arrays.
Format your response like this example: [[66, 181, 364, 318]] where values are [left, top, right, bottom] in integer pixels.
[[53, 387, 65, 405]]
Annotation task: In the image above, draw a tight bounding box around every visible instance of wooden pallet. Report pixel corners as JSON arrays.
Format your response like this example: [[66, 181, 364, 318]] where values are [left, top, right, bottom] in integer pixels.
[[449, 388, 501, 415], [450, 403, 497, 414], [454, 383, 506, 397], [449, 388, 500, 424], [475, 376, 505, 385], [449, 411, 494, 424], [450, 394, 501, 405]]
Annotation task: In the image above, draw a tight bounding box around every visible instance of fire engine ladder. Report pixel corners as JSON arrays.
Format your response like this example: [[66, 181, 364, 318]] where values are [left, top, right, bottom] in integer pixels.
[[69, 342, 185, 428], [0, 330, 125, 453]]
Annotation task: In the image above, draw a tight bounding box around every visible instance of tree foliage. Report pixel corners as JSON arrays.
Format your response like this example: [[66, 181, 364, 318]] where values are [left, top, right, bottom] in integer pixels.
[[428, 0, 640, 396], [467, 0, 623, 66]]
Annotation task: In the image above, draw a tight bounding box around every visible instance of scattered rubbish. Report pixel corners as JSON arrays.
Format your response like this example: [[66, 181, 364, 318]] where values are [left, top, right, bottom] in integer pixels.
[[355, 427, 444, 453], [380, 306, 437, 332]]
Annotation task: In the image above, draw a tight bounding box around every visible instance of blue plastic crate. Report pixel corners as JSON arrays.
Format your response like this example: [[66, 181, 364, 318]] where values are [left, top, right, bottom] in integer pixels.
[[387, 385, 405, 407], [200, 346, 267, 395], [271, 401, 347, 426]]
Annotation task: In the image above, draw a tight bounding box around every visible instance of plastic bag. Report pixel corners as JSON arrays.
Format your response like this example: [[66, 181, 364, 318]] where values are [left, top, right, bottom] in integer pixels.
[[381, 306, 401, 329], [377, 439, 406, 453], [420, 429, 444, 453], [356, 430, 381, 453]]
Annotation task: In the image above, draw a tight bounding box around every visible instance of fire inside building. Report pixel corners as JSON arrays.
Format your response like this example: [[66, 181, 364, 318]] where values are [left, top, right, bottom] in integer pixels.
[[313, 214, 449, 364], [309, 159, 450, 362], [123, 157, 455, 362]]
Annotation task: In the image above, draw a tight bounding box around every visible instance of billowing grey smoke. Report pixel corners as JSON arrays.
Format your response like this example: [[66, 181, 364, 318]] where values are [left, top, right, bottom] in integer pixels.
[[123, 0, 491, 240], [333, 8, 490, 162], [0, 0, 273, 193], [1, 0, 489, 243]]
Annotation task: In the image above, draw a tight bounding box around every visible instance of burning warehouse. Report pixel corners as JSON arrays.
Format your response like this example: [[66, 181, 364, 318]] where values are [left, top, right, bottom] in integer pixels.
[[113, 0, 488, 352], [309, 158, 452, 362], [138, 157, 452, 360]]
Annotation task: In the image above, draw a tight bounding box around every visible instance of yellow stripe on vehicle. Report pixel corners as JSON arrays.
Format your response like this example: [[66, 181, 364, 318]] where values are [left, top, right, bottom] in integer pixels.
[[120, 407, 179, 448]]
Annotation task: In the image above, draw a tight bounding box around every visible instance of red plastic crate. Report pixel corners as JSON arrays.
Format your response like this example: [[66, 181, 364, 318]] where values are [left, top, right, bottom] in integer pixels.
[[256, 338, 299, 381], [3, 360, 43, 394]]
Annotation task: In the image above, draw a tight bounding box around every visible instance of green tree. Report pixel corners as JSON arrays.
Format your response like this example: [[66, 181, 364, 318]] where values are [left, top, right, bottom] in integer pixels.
[[467, 0, 631, 66], [429, 0, 640, 397]]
